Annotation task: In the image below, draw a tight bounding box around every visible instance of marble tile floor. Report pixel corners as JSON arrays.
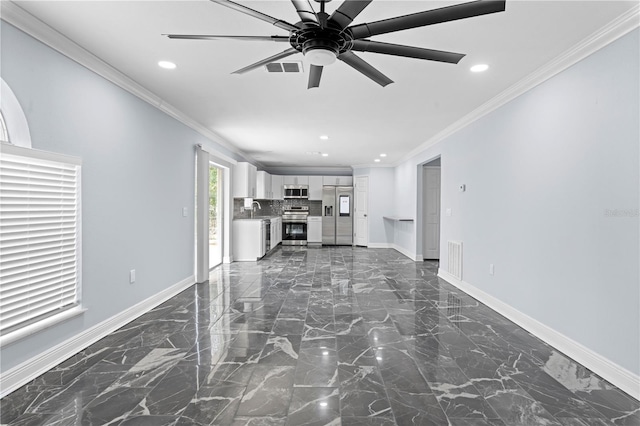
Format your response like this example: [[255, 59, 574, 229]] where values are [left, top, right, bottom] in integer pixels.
[[2, 247, 639, 425]]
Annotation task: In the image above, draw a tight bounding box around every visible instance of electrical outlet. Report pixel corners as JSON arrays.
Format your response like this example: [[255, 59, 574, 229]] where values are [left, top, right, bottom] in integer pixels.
[[130, 269, 136, 284]]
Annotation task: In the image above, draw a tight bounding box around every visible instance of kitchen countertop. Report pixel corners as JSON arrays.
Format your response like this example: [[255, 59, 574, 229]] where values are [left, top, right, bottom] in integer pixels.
[[234, 216, 281, 221]]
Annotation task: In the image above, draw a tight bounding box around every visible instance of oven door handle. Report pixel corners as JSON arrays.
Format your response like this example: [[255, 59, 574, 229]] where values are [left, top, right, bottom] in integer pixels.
[[283, 219, 308, 223]]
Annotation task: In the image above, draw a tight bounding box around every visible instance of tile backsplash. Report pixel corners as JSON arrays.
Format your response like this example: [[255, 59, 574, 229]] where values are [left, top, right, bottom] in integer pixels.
[[233, 198, 322, 219]]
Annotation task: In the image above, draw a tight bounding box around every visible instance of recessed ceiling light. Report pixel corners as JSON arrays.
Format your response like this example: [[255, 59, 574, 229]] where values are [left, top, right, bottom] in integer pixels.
[[470, 64, 489, 73], [380, 153, 387, 157], [319, 135, 329, 140], [374, 159, 381, 162], [319, 402, 329, 408], [158, 61, 176, 70], [322, 153, 329, 157]]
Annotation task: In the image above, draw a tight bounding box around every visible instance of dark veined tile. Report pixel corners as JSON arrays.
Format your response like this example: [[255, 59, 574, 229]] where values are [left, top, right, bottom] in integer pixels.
[[338, 364, 392, 418], [294, 347, 339, 387], [285, 387, 340, 426], [235, 365, 295, 417], [179, 385, 245, 425], [386, 387, 449, 426], [119, 415, 181, 425]]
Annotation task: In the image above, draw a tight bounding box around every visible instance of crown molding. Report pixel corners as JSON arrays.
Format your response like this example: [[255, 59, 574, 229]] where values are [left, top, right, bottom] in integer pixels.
[[397, 4, 640, 166], [0, 1, 264, 167]]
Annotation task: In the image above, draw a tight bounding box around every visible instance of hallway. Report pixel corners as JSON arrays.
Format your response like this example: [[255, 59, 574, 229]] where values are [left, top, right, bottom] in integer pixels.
[[2, 247, 638, 425]]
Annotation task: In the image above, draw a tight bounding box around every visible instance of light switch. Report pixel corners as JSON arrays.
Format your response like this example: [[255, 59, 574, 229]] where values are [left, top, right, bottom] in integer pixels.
[[446, 208, 452, 217], [182, 207, 188, 217]]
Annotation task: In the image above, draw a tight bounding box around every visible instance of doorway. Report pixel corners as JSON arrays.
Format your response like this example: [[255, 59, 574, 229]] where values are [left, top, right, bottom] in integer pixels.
[[423, 159, 441, 260], [209, 163, 223, 269]]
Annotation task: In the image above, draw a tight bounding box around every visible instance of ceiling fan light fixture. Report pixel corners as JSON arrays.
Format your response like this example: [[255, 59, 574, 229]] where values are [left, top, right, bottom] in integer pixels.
[[302, 39, 339, 66], [305, 48, 337, 66]]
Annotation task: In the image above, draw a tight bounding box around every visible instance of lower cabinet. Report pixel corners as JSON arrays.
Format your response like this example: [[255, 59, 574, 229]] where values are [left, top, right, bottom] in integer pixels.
[[270, 217, 282, 249], [307, 216, 322, 244], [233, 219, 265, 261]]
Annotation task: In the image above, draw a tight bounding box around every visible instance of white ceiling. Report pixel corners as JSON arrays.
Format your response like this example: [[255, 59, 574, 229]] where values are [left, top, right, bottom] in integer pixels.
[[8, 1, 639, 172]]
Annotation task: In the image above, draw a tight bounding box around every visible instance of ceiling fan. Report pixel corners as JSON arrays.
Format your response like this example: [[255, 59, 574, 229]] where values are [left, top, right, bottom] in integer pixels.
[[165, 0, 506, 89]]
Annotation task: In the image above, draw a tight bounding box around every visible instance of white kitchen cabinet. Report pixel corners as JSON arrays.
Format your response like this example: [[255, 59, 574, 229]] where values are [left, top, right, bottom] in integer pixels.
[[233, 162, 257, 198], [270, 218, 279, 249], [307, 216, 322, 244], [233, 219, 265, 261], [272, 217, 282, 246], [308, 176, 323, 200], [283, 175, 309, 185], [322, 175, 353, 186], [271, 175, 283, 200], [256, 171, 272, 199]]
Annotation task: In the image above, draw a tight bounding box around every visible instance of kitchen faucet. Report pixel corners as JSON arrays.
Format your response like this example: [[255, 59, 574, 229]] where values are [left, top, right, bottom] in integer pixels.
[[250, 200, 261, 219]]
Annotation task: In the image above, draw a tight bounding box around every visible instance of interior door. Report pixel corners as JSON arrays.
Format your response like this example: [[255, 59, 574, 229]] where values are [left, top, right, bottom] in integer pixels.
[[355, 176, 368, 247], [423, 166, 441, 259]]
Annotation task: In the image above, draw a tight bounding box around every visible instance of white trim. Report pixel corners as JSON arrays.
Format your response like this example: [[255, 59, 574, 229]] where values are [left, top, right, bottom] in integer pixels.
[[0, 275, 195, 399], [0, 2, 256, 166], [368, 242, 421, 262], [397, 5, 640, 166], [0, 141, 81, 165], [437, 269, 640, 401], [0, 307, 86, 348], [0, 78, 32, 148]]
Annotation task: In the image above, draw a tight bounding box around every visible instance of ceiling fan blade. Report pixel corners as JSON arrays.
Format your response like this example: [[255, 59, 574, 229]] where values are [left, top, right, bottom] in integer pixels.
[[291, 0, 320, 25], [308, 65, 323, 89], [349, 0, 506, 39], [351, 40, 465, 64], [338, 51, 393, 87], [210, 0, 299, 32], [232, 48, 299, 74], [164, 34, 290, 42], [328, 0, 373, 31]]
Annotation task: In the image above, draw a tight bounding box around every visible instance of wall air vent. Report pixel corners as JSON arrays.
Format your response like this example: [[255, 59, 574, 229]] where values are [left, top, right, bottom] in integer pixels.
[[265, 61, 304, 73], [447, 240, 463, 280]]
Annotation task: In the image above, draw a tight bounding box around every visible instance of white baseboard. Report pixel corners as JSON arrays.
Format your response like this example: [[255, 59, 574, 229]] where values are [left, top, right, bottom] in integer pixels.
[[367, 242, 393, 249], [437, 269, 640, 401], [0, 275, 195, 399], [368, 243, 421, 261]]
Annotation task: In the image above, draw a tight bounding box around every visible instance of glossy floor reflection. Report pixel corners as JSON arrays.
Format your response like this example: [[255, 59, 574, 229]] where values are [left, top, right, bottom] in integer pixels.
[[2, 247, 639, 425]]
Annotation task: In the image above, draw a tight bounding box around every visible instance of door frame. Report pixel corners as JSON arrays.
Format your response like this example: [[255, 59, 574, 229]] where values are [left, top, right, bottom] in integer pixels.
[[195, 145, 234, 283]]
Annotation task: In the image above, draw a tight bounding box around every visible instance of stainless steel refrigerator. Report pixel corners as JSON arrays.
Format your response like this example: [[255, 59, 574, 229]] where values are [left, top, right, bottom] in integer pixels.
[[322, 186, 353, 245]]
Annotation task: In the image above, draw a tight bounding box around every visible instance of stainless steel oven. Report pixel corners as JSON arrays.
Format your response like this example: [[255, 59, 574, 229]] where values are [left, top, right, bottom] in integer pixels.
[[282, 206, 308, 245]]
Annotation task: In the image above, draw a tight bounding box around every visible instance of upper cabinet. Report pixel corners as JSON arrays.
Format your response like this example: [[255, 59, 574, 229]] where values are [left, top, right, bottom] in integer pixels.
[[233, 162, 257, 198], [271, 175, 283, 200], [256, 171, 272, 199], [323, 175, 353, 186], [283, 175, 309, 185], [308, 176, 323, 200]]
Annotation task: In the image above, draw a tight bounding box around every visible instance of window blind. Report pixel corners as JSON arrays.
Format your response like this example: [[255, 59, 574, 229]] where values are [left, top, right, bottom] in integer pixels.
[[0, 144, 81, 336]]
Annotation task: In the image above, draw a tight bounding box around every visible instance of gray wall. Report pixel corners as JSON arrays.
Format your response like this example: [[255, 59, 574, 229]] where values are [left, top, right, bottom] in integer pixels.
[[0, 22, 228, 373], [388, 29, 639, 374]]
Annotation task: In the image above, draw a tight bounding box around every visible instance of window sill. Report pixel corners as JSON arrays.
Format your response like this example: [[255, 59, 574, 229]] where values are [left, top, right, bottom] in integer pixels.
[[0, 307, 87, 348]]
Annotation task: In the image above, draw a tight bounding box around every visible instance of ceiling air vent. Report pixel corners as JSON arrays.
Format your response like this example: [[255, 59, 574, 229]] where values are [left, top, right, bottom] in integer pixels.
[[265, 61, 304, 73]]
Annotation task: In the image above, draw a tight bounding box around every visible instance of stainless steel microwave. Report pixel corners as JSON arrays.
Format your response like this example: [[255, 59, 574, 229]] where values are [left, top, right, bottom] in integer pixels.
[[284, 185, 309, 199]]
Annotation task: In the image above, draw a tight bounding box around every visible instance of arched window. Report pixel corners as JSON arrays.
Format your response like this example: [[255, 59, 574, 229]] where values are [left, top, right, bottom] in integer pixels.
[[0, 110, 10, 143], [0, 78, 31, 148]]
